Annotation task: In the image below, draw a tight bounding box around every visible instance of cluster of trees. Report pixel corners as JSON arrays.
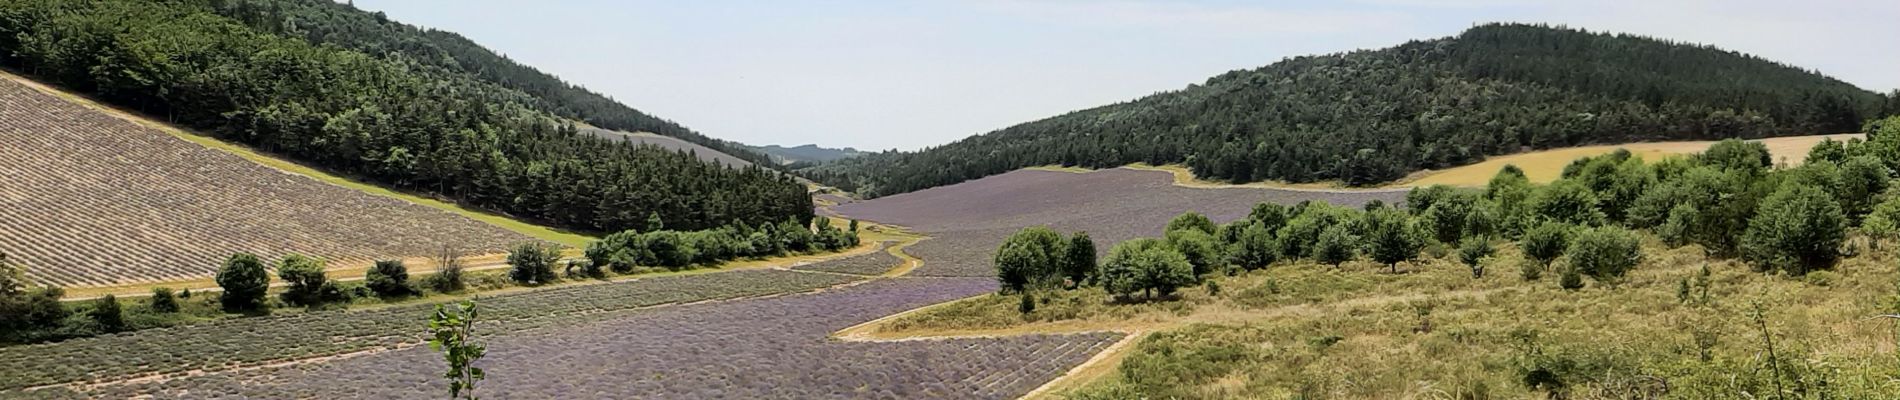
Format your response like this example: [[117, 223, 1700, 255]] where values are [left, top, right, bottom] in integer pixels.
[[805, 23, 1886, 197], [995, 116, 1900, 302], [579, 216, 861, 278], [0, 0, 811, 233]]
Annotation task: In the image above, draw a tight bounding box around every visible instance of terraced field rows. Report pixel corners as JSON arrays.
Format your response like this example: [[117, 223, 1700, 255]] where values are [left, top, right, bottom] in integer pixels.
[[0, 78, 530, 287], [793, 240, 905, 275]]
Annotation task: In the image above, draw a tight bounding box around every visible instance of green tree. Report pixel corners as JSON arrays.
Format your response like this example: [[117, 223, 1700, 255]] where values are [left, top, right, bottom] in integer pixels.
[[1419, 193, 1478, 244], [1314, 225, 1357, 266], [1165, 229, 1223, 276], [89, 294, 125, 333], [365, 260, 414, 298], [1362, 208, 1426, 273], [1806, 138, 1847, 164], [428, 299, 485, 400], [645, 212, 664, 232], [1741, 183, 1847, 275], [277, 254, 332, 307], [1228, 223, 1279, 270], [1099, 239, 1195, 300], [1699, 139, 1773, 174], [1486, 165, 1535, 235], [1836, 156, 1889, 221], [1165, 212, 1217, 235], [506, 242, 562, 285], [1862, 195, 1900, 239], [1528, 180, 1605, 226], [1459, 237, 1496, 278], [1567, 226, 1644, 282], [1248, 202, 1290, 233], [1521, 222, 1574, 267], [150, 287, 180, 313], [215, 253, 270, 313], [994, 226, 1067, 292], [1063, 232, 1097, 285]]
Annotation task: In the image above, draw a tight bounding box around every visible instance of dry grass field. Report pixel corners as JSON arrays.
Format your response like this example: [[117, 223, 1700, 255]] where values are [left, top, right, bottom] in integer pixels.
[[0, 77, 534, 288], [1399, 133, 1864, 187]]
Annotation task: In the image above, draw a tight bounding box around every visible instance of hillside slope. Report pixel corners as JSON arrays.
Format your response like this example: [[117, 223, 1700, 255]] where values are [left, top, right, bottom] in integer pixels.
[[752, 144, 867, 165], [0, 76, 529, 287], [805, 23, 1890, 197], [0, 0, 811, 233]]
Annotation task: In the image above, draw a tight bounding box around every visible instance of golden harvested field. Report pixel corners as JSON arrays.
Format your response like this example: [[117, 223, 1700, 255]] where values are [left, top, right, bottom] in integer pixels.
[[0, 77, 533, 288], [1397, 133, 1864, 187]]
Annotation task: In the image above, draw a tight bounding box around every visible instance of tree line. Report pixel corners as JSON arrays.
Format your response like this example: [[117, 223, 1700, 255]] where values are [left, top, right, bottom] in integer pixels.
[[806, 23, 1891, 197], [996, 115, 1900, 301], [0, 0, 810, 233]]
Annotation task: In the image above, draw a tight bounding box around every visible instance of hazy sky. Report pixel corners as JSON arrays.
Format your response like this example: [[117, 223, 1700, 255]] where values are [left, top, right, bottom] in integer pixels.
[[353, 0, 1898, 151]]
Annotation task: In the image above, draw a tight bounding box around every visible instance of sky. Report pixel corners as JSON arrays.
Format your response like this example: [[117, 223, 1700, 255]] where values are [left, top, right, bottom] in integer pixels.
[[352, 0, 1899, 152]]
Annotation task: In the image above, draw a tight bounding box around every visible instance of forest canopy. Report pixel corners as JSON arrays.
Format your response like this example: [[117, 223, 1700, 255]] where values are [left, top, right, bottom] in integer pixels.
[[803, 23, 1892, 197], [0, 0, 811, 233]]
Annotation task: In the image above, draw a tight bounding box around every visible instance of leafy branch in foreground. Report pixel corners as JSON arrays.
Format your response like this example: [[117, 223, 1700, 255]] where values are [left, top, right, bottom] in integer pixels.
[[428, 299, 486, 400]]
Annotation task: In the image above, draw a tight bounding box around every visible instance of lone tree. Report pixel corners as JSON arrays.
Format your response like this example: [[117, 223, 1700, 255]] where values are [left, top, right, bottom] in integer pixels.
[[994, 226, 1067, 292], [1741, 183, 1846, 276], [89, 294, 125, 333], [1567, 226, 1644, 282], [428, 299, 486, 400], [1362, 208, 1425, 273], [1314, 225, 1357, 266], [215, 253, 270, 313], [1459, 237, 1495, 278], [1062, 232, 1097, 286], [507, 242, 563, 285]]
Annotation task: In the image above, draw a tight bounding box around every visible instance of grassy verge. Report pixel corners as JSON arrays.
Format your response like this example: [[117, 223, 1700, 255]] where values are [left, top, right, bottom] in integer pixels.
[[864, 238, 1900, 399]]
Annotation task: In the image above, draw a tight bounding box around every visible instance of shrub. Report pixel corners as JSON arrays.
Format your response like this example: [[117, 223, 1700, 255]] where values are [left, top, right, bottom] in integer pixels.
[[1165, 229, 1222, 276], [1741, 183, 1846, 276], [1863, 195, 1900, 239], [1699, 138, 1772, 174], [1228, 223, 1279, 270], [365, 260, 414, 298], [150, 287, 180, 313], [1459, 238, 1495, 278], [278, 254, 334, 307], [215, 253, 270, 313], [1166, 212, 1217, 235], [0, 253, 22, 297], [1567, 226, 1644, 282], [1657, 204, 1697, 247], [1838, 156, 1889, 220], [1314, 225, 1357, 266], [1519, 259, 1543, 281], [644, 231, 698, 269], [995, 226, 1068, 292], [1362, 208, 1426, 272], [1521, 222, 1574, 267], [1559, 267, 1584, 290], [1418, 190, 1479, 244], [1099, 239, 1195, 300], [1529, 180, 1605, 226], [0, 286, 66, 335], [565, 259, 603, 279], [1063, 232, 1097, 285], [1018, 292, 1036, 314], [507, 242, 563, 285], [778, 218, 815, 252], [89, 295, 125, 333], [1277, 203, 1359, 259], [1248, 202, 1289, 233]]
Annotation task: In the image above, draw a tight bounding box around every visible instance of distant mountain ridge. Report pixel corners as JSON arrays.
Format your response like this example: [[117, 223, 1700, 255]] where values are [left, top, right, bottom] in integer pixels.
[[802, 23, 1898, 197], [752, 144, 867, 165]]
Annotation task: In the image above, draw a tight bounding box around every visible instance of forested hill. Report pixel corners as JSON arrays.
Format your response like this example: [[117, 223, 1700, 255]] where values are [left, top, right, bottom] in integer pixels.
[[0, 0, 811, 233], [803, 23, 1900, 197], [211, 0, 777, 167]]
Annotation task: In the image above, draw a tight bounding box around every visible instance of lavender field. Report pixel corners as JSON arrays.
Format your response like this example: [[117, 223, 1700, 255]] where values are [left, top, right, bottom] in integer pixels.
[[46, 278, 1117, 399]]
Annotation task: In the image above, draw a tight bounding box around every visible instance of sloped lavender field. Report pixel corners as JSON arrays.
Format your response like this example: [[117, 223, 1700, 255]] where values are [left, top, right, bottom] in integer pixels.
[[835, 168, 1407, 276], [57, 278, 1116, 399], [793, 241, 904, 275]]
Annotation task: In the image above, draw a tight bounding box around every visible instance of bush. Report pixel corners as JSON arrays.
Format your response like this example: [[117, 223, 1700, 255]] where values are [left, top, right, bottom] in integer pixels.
[[277, 254, 336, 307], [1063, 232, 1097, 285], [89, 295, 125, 333], [507, 242, 563, 285], [1228, 223, 1279, 270], [995, 226, 1068, 292], [565, 259, 603, 279], [215, 253, 270, 313], [1018, 292, 1036, 314], [1837, 156, 1889, 220], [1657, 204, 1697, 247], [1699, 138, 1772, 174], [1165, 229, 1222, 276], [1559, 267, 1585, 290], [1459, 238, 1495, 278], [1864, 194, 1900, 239], [1567, 226, 1644, 282], [1362, 208, 1426, 272], [1529, 180, 1605, 226], [1418, 190, 1479, 244], [1099, 239, 1195, 300], [1742, 183, 1846, 276], [365, 260, 414, 298], [1519, 259, 1543, 281], [1277, 203, 1359, 259], [1521, 222, 1574, 267], [150, 287, 180, 313], [1314, 225, 1357, 266], [0, 253, 22, 297], [1248, 202, 1289, 233], [1166, 212, 1217, 235]]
